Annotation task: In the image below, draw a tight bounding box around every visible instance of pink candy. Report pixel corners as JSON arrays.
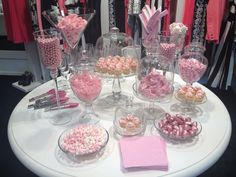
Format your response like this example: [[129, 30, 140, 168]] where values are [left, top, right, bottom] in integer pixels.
[[70, 70, 102, 102], [159, 43, 176, 64], [157, 113, 199, 139], [57, 14, 87, 47], [138, 70, 172, 99], [37, 37, 62, 69], [178, 58, 207, 84], [96, 55, 138, 76], [61, 125, 108, 155], [118, 114, 141, 131]]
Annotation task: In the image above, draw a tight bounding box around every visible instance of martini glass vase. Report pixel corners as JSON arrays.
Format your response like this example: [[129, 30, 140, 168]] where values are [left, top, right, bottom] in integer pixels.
[[43, 6, 95, 68]]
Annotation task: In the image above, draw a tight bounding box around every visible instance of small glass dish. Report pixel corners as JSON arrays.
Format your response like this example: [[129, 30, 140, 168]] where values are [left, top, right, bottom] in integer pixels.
[[154, 113, 202, 141], [175, 85, 207, 105], [58, 124, 109, 157], [114, 98, 146, 136]]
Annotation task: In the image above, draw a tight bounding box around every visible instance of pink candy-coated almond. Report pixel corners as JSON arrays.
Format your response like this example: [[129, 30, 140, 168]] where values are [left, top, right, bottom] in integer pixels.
[[157, 113, 199, 139]]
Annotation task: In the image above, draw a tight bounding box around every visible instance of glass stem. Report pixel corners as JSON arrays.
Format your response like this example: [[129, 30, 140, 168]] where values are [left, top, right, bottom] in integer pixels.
[[84, 103, 94, 115], [50, 69, 60, 107], [112, 76, 121, 100]]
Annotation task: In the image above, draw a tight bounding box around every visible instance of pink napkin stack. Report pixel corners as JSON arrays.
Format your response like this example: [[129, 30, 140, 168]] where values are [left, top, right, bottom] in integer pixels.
[[119, 136, 168, 171]]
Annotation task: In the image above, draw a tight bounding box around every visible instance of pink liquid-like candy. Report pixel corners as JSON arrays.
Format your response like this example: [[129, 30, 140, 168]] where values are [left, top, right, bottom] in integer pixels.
[[178, 58, 207, 84], [57, 14, 87, 47], [37, 37, 62, 69], [70, 70, 102, 102]]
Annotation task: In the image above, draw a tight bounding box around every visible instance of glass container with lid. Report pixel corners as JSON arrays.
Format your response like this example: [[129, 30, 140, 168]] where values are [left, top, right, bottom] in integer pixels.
[[114, 97, 146, 136], [95, 27, 133, 57], [133, 39, 174, 120], [94, 28, 138, 107]]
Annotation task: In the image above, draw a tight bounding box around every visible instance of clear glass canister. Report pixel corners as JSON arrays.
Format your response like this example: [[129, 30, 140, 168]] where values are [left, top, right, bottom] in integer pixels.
[[95, 27, 133, 57], [135, 39, 175, 103]]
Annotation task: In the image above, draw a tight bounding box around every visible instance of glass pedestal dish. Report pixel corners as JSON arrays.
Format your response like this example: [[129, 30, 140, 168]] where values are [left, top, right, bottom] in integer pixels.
[[95, 28, 138, 107]]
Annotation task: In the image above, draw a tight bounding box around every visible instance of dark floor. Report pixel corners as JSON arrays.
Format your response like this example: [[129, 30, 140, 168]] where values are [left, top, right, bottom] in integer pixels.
[[0, 75, 236, 177]]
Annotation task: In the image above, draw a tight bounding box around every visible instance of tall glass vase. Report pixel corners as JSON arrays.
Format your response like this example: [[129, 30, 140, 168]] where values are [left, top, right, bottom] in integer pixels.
[[33, 28, 72, 125]]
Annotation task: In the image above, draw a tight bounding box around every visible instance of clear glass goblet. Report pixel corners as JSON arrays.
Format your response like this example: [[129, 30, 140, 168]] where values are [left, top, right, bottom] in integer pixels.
[[171, 52, 208, 117], [69, 64, 102, 124]]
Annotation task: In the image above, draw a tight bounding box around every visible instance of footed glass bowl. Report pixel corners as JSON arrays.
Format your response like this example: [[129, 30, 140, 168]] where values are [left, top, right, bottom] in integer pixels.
[[154, 113, 202, 141], [58, 124, 109, 157]]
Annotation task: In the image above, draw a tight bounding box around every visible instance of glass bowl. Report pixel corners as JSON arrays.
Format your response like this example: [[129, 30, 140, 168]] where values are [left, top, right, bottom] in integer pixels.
[[58, 124, 109, 157], [114, 100, 146, 136], [154, 113, 202, 141], [175, 85, 207, 105]]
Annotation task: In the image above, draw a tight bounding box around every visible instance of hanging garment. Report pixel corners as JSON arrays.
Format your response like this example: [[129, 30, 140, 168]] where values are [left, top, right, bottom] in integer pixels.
[[83, 0, 102, 44], [205, 0, 226, 43], [182, 0, 195, 45], [2, 0, 34, 43], [191, 0, 208, 43], [207, 2, 236, 89], [162, 0, 170, 31]]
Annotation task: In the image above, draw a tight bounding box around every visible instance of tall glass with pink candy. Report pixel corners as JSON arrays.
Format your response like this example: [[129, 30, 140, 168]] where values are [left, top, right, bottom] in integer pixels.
[[157, 31, 177, 65], [69, 64, 102, 124], [33, 29, 61, 105]]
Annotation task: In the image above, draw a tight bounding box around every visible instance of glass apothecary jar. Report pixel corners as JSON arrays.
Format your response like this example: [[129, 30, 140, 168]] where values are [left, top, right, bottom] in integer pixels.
[[114, 97, 146, 136], [95, 27, 133, 57], [135, 39, 174, 103], [184, 42, 206, 55]]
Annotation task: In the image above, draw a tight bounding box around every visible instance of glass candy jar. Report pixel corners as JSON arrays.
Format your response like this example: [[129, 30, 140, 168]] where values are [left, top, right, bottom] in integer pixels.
[[114, 97, 146, 136], [95, 27, 133, 57], [184, 42, 206, 55], [133, 40, 174, 120]]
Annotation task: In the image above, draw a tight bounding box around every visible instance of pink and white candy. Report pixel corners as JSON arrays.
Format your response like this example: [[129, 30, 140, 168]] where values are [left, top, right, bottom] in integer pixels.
[[70, 70, 102, 102], [61, 125, 108, 155], [37, 37, 62, 69], [57, 14, 87, 47], [138, 70, 172, 99], [157, 113, 199, 139], [178, 58, 207, 84], [159, 43, 176, 64]]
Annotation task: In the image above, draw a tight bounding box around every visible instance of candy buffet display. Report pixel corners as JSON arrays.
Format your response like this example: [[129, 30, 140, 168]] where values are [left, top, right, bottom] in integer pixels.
[[58, 124, 109, 156], [154, 113, 202, 140]]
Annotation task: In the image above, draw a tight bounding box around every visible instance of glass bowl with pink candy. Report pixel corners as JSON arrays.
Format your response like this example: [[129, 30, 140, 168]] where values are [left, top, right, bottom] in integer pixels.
[[178, 51, 208, 85], [58, 124, 109, 158], [154, 113, 202, 141], [69, 64, 102, 124], [114, 97, 146, 136]]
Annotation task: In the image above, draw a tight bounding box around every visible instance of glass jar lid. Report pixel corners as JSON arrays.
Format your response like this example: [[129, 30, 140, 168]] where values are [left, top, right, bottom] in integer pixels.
[[95, 27, 133, 57]]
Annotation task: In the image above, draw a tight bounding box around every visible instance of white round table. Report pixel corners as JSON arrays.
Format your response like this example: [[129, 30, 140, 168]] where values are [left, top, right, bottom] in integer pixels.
[[8, 76, 231, 177]]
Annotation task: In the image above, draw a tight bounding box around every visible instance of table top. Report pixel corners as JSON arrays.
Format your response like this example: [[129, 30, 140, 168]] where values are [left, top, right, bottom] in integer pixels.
[[8, 76, 232, 177]]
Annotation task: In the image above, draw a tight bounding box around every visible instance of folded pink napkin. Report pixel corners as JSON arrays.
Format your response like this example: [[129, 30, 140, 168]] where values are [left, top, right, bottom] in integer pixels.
[[119, 136, 168, 171]]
